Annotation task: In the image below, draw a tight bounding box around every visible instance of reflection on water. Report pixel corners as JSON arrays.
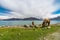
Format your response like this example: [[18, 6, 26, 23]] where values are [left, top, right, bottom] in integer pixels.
[[0, 20, 60, 26]]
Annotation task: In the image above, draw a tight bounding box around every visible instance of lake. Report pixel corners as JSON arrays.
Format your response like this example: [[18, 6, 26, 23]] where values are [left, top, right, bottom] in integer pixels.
[[0, 20, 60, 26]]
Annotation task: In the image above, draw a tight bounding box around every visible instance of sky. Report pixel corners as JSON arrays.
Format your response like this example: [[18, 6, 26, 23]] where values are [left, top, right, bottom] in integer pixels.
[[0, 0, 60, 19]]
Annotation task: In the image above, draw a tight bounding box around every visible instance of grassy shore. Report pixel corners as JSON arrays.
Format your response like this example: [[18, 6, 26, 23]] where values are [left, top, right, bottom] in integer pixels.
[[0, 24, 60, 40]]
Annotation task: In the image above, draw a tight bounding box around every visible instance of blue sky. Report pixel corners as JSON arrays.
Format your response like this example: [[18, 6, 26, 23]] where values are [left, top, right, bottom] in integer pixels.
[[54, 0, 60, 4], [0, 0, 60, 19], [53, 9, 60, 14], [0, 6, 11, 15]]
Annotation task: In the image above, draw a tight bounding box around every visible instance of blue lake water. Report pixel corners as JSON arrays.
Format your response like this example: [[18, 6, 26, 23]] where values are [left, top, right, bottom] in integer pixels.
[[0, 20, 60, 26]]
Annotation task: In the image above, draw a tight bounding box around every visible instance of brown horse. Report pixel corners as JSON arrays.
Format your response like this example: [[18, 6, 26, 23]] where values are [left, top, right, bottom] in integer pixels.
[[42, 18, 50, 28]]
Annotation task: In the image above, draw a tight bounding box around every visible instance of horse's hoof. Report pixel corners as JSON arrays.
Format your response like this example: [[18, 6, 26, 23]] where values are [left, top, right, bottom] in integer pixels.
[[48, 26, 51, 29]]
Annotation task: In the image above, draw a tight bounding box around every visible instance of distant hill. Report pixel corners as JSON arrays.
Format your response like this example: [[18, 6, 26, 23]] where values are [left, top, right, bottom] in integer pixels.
[[23, 17, 40, 20], [2, 17, 42, 21], [1, 16, 60, 21], [2, 18, 22, 21], [50, 16, 60, 20]]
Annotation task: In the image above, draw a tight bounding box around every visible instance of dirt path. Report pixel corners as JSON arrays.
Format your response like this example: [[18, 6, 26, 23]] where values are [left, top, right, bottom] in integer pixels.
[[43, 29, 60, 40]]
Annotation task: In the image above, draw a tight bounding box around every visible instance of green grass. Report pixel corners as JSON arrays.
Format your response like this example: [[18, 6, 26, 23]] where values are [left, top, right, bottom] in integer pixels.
[[0, 25, 60, 40]]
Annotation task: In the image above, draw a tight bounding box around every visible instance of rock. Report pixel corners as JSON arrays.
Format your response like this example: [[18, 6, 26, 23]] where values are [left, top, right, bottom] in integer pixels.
[[23, 25, 29, 28], [29, 25, 33, 28]]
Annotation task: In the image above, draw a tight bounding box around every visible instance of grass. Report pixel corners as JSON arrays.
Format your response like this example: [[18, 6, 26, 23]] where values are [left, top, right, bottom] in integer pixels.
[[0, 25, 60, 40]]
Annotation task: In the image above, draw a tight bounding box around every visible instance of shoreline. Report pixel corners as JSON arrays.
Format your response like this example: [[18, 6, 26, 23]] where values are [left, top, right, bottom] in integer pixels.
[[0, 23, 60, 28]]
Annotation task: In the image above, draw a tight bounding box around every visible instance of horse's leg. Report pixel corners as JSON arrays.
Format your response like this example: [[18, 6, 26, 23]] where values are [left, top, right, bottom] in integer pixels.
[[47, 21, 51, 28]]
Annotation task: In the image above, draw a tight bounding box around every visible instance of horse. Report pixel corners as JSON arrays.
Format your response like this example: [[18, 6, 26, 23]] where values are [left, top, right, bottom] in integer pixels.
[[42, 18, 51, 28]]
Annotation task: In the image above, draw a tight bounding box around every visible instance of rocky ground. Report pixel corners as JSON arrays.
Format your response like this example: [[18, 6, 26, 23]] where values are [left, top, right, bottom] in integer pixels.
[[43, 29, 60, 40]]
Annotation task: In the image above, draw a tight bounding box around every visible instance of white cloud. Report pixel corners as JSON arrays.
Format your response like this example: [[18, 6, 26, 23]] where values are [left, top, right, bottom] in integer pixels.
[[0, 15, 10, 19], [7, 12, 26, 18], [0, 0, 60, 19]]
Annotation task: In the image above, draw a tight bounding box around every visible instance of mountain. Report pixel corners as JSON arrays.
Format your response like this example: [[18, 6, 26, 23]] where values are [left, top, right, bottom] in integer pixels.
[[1, 16, 60, 21], [50, 16, 60, 20], [23, 17, 40, 20], [2, 17, 42, 21], [1, 18, 22, 21]]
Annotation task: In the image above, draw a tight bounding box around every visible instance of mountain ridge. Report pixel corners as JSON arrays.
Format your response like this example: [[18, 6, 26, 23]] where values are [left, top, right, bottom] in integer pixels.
[[1, 16, 60, 21]]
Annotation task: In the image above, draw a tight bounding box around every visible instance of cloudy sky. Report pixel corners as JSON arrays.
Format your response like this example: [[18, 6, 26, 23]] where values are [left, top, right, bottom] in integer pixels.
[[0, 0, 60, 19]]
